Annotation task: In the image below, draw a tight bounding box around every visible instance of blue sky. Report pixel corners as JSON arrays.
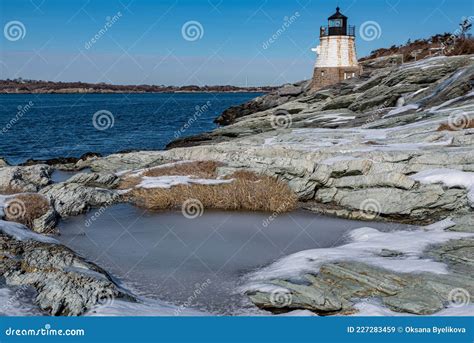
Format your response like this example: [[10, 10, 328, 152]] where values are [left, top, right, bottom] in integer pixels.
[[1, 0, 472, 86]]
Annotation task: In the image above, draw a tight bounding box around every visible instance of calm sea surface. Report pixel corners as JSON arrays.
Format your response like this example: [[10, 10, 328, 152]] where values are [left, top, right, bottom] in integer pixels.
[[0, 93, 259, 164]]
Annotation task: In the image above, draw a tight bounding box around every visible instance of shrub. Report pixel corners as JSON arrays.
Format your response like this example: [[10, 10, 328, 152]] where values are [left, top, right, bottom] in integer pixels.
[[3, 193, 49, 228], [126, 171, 297, 213]]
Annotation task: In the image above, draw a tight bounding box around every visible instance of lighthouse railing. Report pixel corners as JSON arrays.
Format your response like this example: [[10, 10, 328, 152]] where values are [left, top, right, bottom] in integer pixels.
[[319, 25, 356, 37]]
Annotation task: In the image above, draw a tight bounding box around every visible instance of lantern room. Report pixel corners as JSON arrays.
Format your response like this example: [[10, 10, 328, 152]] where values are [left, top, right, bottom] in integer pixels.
[[320, 7, 355, 37]]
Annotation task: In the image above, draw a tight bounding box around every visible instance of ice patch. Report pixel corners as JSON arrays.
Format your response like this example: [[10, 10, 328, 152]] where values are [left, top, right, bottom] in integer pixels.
[[410, 168, 474, 203], [86, 297, 207, 317], [137, 175, 233, 189]]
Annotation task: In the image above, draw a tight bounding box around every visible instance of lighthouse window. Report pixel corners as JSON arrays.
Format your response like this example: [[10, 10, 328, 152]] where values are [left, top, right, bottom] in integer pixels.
[[344, 72, 356, 80], [321, 71, 325, 77], [329, 19, 342, 27]]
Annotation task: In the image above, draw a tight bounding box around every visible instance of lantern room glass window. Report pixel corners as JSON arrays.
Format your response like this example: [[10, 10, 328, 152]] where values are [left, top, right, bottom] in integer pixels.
[[329, 19, 343, 27]]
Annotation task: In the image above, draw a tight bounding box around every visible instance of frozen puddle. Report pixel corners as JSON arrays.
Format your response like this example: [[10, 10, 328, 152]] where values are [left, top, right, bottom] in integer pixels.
[[57, 204, 407, 315], [51, 168, 91, 183]]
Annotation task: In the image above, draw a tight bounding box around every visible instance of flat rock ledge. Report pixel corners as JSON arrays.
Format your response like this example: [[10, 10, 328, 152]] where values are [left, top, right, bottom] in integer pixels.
[[246, 237, 474, 315]]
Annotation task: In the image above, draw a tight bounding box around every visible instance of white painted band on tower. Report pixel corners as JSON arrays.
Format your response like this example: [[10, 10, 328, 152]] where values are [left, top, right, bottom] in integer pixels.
[[315, 36, 358, 68]]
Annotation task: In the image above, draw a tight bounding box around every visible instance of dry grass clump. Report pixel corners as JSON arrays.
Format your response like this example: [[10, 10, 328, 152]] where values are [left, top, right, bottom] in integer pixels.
[[437, 119, 474, 131], [0, 184, 25, 195], [117, 161, 223, 189], [127, 171, 297, 213], [3, 193, 49, 228], [117, 176, 142, 190]]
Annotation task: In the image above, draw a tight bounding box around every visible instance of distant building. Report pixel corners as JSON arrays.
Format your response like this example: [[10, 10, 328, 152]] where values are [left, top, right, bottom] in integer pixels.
[[311, 7, 361, 90]]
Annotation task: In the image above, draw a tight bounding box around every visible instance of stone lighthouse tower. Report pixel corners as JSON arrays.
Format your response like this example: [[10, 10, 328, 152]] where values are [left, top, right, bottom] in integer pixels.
[[311, 7, 361, 90]]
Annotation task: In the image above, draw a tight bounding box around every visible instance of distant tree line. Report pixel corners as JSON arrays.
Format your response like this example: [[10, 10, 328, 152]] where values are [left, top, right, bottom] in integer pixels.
[[0, 79, 277, 94]]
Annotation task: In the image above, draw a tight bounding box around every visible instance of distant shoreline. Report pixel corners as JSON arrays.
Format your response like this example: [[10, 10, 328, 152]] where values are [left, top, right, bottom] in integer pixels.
[[0, 79, 277, 94], [0, 90, 267, 94]]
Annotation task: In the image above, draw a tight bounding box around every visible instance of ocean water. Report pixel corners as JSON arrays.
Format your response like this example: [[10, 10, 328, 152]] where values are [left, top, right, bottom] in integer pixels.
[[0, 93, 259, 164]]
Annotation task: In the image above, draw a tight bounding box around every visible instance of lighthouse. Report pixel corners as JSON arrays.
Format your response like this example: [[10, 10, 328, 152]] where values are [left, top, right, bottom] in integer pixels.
[[311, 7, 361, 90]]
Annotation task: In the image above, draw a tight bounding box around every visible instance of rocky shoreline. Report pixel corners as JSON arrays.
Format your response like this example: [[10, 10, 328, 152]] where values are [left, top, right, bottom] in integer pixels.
[[0, 54, 473, 316]]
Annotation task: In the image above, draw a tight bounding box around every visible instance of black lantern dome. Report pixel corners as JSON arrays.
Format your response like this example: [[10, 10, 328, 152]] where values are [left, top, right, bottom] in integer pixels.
[[320, 7, 355, 37]]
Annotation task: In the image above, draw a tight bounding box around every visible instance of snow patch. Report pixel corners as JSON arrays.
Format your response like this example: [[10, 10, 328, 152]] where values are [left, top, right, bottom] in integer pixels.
[[410, 87, 429, 97], [118, 160, 194, 177], [384, 104, 420, 118], [0, 220, 58, 244], [243, 219, 472, 286], [137, 176, 233, 189], [410, 168, 474, 204]]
